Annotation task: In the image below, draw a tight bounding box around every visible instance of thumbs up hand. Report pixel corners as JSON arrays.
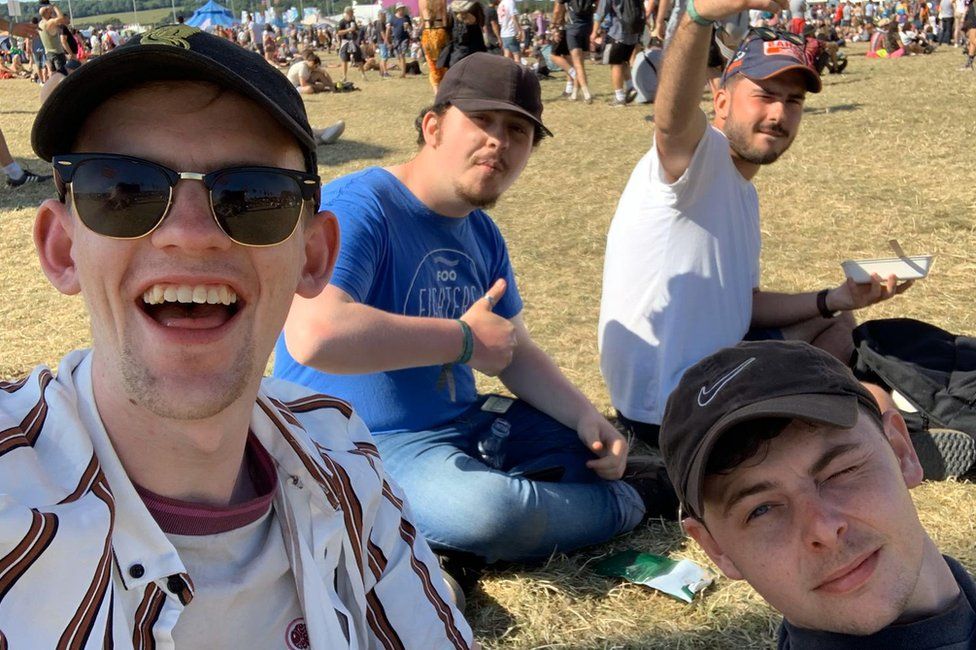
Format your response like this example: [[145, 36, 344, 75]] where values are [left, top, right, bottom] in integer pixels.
[[460, 279, 517, 376]]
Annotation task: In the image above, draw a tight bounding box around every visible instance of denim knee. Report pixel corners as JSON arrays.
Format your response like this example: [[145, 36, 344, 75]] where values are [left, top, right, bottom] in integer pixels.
[[420, 474, 552, 562]]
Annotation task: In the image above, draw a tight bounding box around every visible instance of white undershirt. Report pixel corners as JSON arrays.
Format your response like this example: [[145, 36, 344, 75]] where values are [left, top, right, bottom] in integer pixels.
[[168, 507, 307, 649]]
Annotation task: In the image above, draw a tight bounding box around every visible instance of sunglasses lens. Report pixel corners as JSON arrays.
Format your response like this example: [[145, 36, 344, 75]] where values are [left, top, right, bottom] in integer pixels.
[[71, 158, 170, 238], [211, 170, 304, 245]]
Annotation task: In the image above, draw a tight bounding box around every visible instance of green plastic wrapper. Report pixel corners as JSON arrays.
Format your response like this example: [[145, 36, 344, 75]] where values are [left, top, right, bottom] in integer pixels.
[[593, 550, 713, 603]]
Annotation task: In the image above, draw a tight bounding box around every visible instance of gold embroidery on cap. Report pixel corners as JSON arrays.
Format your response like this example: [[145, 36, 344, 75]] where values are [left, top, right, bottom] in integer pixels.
[[141, 25, 199, 48]]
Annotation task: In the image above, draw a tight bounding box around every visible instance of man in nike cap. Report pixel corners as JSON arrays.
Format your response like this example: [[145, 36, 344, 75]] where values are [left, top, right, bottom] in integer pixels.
[[660, 340, 976, 647]]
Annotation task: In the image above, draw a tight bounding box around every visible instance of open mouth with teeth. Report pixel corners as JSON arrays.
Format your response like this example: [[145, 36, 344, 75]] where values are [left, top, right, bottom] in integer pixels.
[[140, 283, 242, 329]]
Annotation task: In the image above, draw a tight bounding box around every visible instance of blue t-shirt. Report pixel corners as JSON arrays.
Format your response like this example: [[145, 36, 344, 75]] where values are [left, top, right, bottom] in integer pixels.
[[273, 167, 523, 434], [390, 15, 410, 44]]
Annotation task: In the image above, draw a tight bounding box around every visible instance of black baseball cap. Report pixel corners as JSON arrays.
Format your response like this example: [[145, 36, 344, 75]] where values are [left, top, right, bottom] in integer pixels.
[[434, 52, 553, 138], [660, 341, 883, 520], [32, 25, 318, 173]]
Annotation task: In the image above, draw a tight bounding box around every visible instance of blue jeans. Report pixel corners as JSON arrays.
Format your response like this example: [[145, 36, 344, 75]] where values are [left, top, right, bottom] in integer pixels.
[[374, 397, 645, 563]]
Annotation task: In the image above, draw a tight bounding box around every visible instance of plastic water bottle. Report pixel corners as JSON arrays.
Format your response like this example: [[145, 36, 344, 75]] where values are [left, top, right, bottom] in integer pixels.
[[478, 418, 511, 469]]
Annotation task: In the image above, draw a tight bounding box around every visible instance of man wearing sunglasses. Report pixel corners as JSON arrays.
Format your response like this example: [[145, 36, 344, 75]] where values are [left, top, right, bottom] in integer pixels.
[[599, 0, 913, 448], [1, 25, 473, 648], [276, 53, 677, 579]]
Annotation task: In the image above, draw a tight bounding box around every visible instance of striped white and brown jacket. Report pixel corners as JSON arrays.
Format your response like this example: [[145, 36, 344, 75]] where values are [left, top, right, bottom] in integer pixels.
[[0, 350, 472, 649]]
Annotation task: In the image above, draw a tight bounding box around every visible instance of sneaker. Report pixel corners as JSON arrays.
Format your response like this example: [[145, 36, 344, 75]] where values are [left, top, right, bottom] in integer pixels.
[[437, 552, 484, 611], [622, 454, 679, 520], [569, 88, 579, 101], [625, 88, 638, 104], [6, 169, 52, 188], [910, 428, 976, 480], [439, 568, 466, 612], [608, 98, 627, 107], [318, 120, 345, 145], [584, 93, 593, 105], [560, 89, 573, 98]]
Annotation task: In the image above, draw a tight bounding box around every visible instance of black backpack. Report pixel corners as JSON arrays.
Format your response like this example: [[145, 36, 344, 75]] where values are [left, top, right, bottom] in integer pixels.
[[851, 318, 976, 479], [619, 0, 646, 36], [851, 318, 976, 436]]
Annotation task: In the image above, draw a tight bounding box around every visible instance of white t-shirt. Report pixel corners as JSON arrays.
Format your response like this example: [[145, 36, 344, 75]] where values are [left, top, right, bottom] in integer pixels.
[[169, 508, 306, 648], [598, 126, 761, 425], [498, 0, 518, 38], [287, 60, 312, 86], [103, 29, 119, 49]]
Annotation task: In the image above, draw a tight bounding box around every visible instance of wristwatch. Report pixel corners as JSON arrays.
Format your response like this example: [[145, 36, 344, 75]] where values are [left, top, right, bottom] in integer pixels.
[[817, 289, 841, 319]]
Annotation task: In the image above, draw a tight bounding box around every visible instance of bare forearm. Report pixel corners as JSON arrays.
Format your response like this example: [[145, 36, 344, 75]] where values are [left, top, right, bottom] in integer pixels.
[[284, 301, 463, 374], [654, 0, 671, 32], [751, 289, 822, 328], [499, 341, 593, 430], [553, 3, 566, 25]]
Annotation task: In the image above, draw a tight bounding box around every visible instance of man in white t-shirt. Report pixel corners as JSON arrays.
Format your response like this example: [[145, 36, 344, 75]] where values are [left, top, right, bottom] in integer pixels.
[[599, 2, 912, 445], [4, 25, 473, 648], [287, 51, 334, 93], [102, 25, 120, 50], [788, 0, 806, 33], [245, 12, 262, 52], [497, 0, 522, 60]]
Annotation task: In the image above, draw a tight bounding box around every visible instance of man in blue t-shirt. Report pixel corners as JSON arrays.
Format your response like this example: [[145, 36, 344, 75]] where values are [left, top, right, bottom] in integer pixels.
[[275, 53, 676, 574], [387, 3, 412, 78]]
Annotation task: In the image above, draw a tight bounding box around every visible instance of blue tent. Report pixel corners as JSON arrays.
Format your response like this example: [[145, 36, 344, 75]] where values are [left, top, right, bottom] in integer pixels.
[[185, 0, 236, 29]]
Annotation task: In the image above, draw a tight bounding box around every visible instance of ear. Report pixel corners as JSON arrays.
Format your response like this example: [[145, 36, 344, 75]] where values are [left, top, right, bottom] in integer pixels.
[[296, 210, 340, 299], [881, 408, 924, 488], [421, 110, 443, 147], [713, 85, 731, 124], [682, 516, 744, 580], [34, 198, 81, 296]]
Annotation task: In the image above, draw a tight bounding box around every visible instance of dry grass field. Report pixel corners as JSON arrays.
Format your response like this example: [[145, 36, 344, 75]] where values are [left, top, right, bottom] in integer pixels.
[[2, 43, 976, 648]]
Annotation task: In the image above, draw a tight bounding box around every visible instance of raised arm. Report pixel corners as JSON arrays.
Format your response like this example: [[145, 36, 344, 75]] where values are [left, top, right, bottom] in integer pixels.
[[50, 5, 70, 27], [653, 15, 713, 182]]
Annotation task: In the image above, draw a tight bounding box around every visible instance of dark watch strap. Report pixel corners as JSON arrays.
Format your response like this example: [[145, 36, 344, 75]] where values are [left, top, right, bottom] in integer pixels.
[[816, 289, 837, 319]]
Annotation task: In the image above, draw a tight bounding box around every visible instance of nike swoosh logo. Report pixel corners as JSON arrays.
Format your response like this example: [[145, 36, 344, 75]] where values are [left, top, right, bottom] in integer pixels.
[[697, 358, 756, 407]]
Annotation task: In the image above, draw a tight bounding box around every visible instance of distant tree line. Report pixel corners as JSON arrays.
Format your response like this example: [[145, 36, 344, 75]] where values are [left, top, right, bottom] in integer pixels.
[[0, 0, 194, 21]]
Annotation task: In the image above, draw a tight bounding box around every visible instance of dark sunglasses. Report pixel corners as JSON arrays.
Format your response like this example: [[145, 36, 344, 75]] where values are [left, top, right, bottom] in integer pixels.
[[747, 26, 806, 47], [52, 153, 321, 247]]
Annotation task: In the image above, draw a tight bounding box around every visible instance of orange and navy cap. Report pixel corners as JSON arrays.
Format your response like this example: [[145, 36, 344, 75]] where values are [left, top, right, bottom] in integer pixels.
[[721, 32, 822, 93]]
